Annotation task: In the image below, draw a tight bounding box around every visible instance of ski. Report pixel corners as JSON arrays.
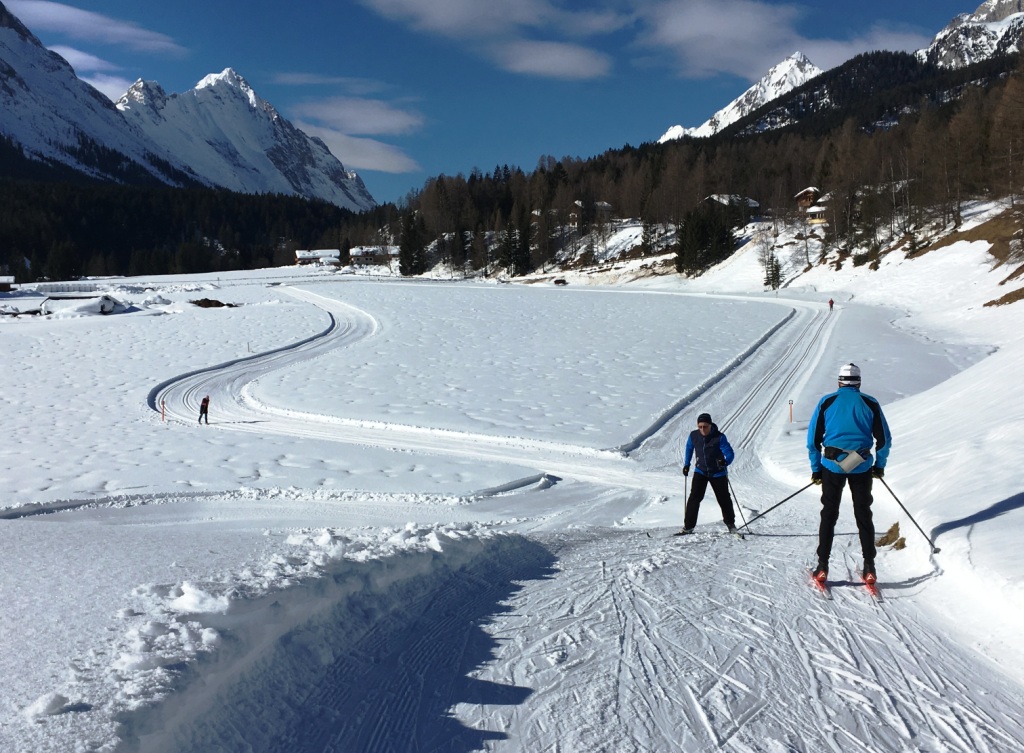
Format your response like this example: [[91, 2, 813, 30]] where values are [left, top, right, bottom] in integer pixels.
[[670, 529, 745, 540], [807, 569, 833, 600], [861, 574, 882, 602]]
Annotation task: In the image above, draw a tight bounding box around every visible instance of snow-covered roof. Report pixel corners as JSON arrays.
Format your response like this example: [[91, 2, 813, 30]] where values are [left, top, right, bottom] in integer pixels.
[[706, 194, 760, 208], [296, 249, 340, 260]]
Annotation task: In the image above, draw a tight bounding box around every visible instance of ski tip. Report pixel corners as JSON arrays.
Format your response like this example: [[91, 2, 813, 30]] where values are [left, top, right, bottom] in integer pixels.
[[806, 568, 832, 599]]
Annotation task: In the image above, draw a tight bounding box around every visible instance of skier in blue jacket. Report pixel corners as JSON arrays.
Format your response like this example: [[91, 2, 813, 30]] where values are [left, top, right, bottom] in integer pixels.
[[681, 413, 736, 533], [807, 363, 892, 584]]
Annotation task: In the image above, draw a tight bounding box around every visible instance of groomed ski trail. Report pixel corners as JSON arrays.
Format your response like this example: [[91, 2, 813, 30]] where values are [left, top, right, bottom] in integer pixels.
[[144, 284, 1024, 752], [451, 527, 1024, 752]]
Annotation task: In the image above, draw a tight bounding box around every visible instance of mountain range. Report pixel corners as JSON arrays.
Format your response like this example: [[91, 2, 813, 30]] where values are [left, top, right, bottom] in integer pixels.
[[659, 0, 1024, 143], [659, 53, 823, 143], [0, 1, 375, 211], [4, 1, 1024, 213]]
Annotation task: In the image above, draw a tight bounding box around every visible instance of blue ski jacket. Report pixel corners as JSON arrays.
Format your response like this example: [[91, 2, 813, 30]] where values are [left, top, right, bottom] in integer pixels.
[[807, 386, 892, 474], [684, 423, 734, 478]]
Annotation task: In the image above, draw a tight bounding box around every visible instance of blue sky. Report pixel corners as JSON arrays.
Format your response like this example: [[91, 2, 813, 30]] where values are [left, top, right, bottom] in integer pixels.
[[8, 0, 978, 205]]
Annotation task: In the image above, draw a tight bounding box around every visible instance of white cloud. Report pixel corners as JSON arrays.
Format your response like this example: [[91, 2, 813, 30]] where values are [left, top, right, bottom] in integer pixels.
[[47, 44, 118, 72], [357, 0, 629, 78], [291, 97, 424, 137], [289, 95, 426, 174], [637, 0, 933, 80], [7, 0, 186, 54], [44, 45, 131, 100], [639, 0, 803, 79], [294, 121, 421, 174], [270, 73, 390, 96], [491, 40, 613, 80], [356, 0, 555, 38], [82, 73, 137, 101]]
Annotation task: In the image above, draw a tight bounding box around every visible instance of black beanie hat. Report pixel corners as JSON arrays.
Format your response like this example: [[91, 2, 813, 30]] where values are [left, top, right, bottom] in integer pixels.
[[697, 413, 712, 425]]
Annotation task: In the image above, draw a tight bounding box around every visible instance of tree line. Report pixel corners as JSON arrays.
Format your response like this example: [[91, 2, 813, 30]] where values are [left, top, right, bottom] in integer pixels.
[[4, 50, 1024, 282], [0, 182, 396, 281], [396, 51, 1024, 276]]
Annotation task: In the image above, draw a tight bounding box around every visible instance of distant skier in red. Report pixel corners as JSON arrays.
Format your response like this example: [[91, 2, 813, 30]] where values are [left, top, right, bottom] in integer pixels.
[[199, 395, 210, 425], [828, 298, 834, 312]]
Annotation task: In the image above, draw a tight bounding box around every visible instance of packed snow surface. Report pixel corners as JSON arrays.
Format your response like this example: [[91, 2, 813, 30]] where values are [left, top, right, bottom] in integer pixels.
[[1, 206, 1023, 752]]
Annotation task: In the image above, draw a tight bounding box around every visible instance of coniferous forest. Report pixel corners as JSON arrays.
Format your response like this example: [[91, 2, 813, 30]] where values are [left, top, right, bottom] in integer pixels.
[[4, 50, 1024, 282]]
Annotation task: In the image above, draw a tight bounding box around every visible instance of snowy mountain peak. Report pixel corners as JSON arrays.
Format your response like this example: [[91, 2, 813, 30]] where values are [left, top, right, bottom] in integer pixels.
[[973, 0, 1024, 22], [116, 70, 376, 211], [659, 51, 823, 142], [116, 79, 168, 115], [1, 2, 374, 209], [918, 0, 1024, 68], [0, 0, 191, 185], [197, 66, 245, 90], [195, 67, 268, 112]]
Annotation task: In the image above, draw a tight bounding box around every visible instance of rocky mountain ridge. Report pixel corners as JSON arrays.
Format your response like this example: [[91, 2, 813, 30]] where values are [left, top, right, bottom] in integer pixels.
[[0, 1, 375, 211], [660, 0, 1024, 143], [116, 70, 375, 212], [659, 52, 823, 143]]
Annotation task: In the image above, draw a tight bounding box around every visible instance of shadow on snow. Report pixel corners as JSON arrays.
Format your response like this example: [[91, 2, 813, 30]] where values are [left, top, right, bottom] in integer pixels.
[[120, 535, 557, 753], [931, 492, 1024, 543]]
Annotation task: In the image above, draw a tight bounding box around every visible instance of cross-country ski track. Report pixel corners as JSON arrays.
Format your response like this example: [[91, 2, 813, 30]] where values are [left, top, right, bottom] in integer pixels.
[[142, 283, 1023, 753]]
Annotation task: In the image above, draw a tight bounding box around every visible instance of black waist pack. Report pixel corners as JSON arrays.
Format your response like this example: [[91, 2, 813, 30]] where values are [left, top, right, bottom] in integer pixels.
[[824, 446, 870, 460]]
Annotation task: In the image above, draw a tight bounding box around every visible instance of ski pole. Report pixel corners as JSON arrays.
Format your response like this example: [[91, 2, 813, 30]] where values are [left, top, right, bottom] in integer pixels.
[[728, 478, 750, 530], [878, 477, 941, 554], [735, 482, 814, 532]]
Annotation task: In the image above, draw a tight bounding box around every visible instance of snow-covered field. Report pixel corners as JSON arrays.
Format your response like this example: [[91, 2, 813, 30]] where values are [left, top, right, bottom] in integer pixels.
[[2, 206, 1022, 752]]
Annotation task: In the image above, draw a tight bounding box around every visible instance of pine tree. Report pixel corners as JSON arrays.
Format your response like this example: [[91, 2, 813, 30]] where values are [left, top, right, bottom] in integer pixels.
[[399, 212, 427, 276]]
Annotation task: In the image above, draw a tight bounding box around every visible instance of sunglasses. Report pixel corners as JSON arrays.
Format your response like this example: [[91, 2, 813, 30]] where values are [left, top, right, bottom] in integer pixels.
[[697, 423, 711, 429]]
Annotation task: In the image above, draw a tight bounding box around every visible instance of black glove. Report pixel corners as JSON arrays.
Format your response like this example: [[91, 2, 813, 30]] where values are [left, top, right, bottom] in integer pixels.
[[682, 465, 690, 477], [811, 471, 822, 486], [871, 466, 884, 479], [719, 459, 729, 470]]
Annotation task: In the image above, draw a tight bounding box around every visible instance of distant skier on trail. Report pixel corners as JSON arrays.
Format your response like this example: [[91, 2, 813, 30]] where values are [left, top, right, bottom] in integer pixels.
[[807, 363, 892, 585], [199, 395, 210, 425], [680, 413, 737, 534], [828, 298, 834, 312]]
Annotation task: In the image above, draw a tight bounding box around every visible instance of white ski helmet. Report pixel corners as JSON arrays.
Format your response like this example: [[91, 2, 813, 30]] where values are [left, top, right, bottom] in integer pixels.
[[838, 362, 861, 385]]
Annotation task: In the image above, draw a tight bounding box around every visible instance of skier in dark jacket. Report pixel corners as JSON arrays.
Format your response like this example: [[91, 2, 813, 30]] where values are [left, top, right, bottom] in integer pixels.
[[199, 395, 210, 425], [680, 413, 736, 533], [807, 363, 892, 584]]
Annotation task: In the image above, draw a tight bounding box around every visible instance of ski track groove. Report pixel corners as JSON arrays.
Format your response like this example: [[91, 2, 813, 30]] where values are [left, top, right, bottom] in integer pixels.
[[138, 288, 1024, 752], [721, 308, 832, 446]]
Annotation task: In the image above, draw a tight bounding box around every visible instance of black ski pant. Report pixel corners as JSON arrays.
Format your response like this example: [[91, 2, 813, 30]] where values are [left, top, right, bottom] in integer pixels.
[[817, 468, 875, 564], [684, 473, 735, 529]]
